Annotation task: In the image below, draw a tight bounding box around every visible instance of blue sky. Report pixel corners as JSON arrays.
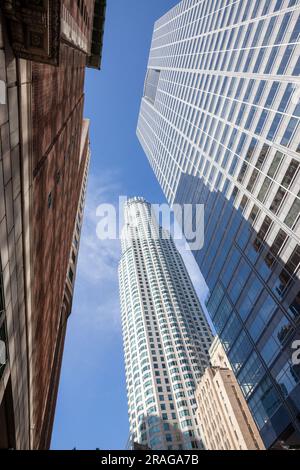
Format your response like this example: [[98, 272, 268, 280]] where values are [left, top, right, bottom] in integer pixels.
[[51, 0, 209, 450]]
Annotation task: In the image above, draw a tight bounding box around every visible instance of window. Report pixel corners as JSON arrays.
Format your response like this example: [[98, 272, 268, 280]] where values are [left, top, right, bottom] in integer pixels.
[[278, 45, 294, 75], [144, 69, 160, 104], [228, 330, 252, 373], [206, 284, 224, 316], [221, 312, 242, 351], [239, 275, 263, 321], [238, 352, 264, 397], [278, 85, 294, 113], [257, 177, 272, 203], [268, 151, 283, 178], [213, 297, 232, 335], [260, 316, 292, 366], [281, 117, 299, 147], [276, 360, 299, 398], [68, 268, 74, 283], [270, 187, 286, 214], [288, 291, 300, 322], [248, 377, 281, 430], [264, 82, 280, 108], [228, 259, 251, 303], [255, 110, 268, 135], [266, 113, 282, 141]]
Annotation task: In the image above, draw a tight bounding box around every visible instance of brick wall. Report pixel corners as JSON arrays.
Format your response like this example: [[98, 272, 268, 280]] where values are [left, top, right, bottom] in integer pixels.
[[30, 44, 89, 448]]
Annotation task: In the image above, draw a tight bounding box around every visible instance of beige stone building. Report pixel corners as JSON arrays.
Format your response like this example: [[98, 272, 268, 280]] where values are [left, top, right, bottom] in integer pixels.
[[195, 338, 265, 450]]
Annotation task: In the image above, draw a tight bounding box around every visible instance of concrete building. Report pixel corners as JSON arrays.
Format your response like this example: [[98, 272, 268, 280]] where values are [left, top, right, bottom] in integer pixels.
[[137, 0, 300, 448], [196, 338, 265, 450], [119, 197, 213, 450], [0, 2, 105, 449]]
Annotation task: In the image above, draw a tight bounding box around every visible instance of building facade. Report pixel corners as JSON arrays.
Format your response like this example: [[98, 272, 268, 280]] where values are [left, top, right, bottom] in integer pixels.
[[137, 0, 300, 448], [0, 2, 105, 449], [196, 338, 265, 450], [119, 197, 212, 450]]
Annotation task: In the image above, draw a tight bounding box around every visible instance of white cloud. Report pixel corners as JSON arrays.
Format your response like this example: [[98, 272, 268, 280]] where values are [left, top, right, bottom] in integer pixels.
[[72, 169, 124, 334], [78, 170, 122, 284]]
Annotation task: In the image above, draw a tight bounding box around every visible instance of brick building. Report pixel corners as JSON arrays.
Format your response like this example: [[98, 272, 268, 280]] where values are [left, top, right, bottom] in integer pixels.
[[196, 338, 265, 450], [0, 1, 105, 449]]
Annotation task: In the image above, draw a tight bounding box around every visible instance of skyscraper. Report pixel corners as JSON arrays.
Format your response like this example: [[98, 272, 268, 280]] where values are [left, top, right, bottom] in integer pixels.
[[0, 2, 105, 449], [119, 197, 212, 450], [137, 0, 300, 448]]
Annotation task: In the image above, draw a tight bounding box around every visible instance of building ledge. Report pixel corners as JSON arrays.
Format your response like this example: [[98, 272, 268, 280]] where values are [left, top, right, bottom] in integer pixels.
[[1, 0, 61, 65], [86, 0, 106, 70]]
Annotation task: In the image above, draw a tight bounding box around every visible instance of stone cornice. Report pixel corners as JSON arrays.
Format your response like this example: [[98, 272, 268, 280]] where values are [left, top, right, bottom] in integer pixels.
[[2, 0, 61, 65]]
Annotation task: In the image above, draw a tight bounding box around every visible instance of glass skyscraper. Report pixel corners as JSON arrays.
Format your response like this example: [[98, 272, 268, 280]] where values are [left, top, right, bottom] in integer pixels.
[[119, 197, 212, 450], [137, 0, 300, 448]]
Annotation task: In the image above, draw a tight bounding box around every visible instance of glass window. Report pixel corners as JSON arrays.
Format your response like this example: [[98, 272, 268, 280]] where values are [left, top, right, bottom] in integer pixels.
[[276, 360, 299, 398], [150, 436, 163, 447], [245, 106, 257, 130], [221, 311, 242, 351], [254, 81, 266, 104], [278, 45, 294, 75], [213, 297, 232, 334], [266, 113, 282, 141], [249, 312, 266, 342], [248, 377, 281, 430], [293, 56, 300, 76], [243, 79, 255, 101], [264, 82, 280, 109], [282, 159, 299, 188], [275, 12, 291, 43], [255, 110, 268, 135], [260, 315, 292, 366], [228, 330, 252, 373], [253, 49, 265, 73], [206, 283, 224, 316], [284, 192, 300, 228], [144, 69, 160, 104], [288, 291, 300, 322], [274, 0, 284, 13], [256, 144, 270, 170], [238, 352, 265, 397], [251, 0, 261, 19], [278, 84, 294, 113], [270, 186, 286, 214], [289, 14, 300, 42], [258, 295, 277, 324], [257, 177, 272, 203], [236, 222, 251, 249], [264, 47, 279, 74], [247, 169, 259, 193], [267, 151, 283, 177], [283, 115, 300, 145], [228, 259, 251, 303], [239, 276, 263, 321], [221, 249, 240, 287]]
